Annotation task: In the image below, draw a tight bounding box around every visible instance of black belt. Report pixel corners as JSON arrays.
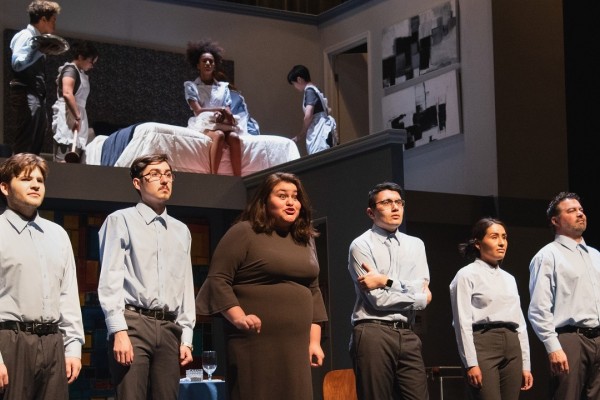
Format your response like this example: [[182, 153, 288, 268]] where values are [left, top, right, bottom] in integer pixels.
[[0, 321, 59, 335], [556, 325, 600, 339], [125, 304, 177, 322], [354, 319, 411, 330], [473, 323, 517, 332]]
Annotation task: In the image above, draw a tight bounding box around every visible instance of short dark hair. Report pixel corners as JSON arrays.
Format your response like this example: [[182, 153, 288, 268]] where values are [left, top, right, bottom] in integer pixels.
[[70, 41, 99, 61], [368, 182, 404, 209], [129, 154, 170, 179], [287, 65, 311, 84], [546, 191, 581, 229], [28, 1, 61, 24], [458, 217, 506, 262], [239, 172, 317, 244], [0, 153, 48, 205]]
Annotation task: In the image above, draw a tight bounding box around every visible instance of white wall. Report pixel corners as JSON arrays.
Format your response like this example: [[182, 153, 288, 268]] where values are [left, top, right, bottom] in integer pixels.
[[2, 0, 499, 196], [319, 0, 498, 196]]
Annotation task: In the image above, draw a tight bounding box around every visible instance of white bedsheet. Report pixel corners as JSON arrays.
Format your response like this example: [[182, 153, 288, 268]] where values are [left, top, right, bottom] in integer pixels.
[[85, 122, 300, 176]]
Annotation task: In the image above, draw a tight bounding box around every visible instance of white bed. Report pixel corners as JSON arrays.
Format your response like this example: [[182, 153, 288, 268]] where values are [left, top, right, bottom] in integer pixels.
[[85, 122, 300, 176]]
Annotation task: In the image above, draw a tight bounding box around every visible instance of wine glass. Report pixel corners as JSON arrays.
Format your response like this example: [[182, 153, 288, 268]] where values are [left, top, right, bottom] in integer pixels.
[[202, 350, 217, 381]]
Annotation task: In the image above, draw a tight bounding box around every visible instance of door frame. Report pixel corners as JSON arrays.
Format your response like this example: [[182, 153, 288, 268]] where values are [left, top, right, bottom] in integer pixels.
[[323, 31, 373, 135]]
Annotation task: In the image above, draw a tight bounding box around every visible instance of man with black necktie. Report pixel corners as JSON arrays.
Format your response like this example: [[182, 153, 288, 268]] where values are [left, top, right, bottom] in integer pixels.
[[529, 192, 600, 399], [348, 182, 432, 400]]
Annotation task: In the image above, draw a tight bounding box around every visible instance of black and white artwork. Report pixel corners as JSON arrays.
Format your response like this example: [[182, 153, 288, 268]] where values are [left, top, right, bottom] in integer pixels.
[[382, 0, 458, 88], [382, 69, 460, 149]]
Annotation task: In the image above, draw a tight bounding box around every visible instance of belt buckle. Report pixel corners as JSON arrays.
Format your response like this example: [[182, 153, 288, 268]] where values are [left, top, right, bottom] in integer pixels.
[[31, 322, 41, 334], [582, 328, 599, 339], [154, 310, 165, 320], [392, 321, 405, 329]]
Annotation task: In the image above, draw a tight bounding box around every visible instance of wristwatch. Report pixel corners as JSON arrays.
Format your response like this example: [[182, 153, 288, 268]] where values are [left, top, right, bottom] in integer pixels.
[[385, 279, 393, 289], [181, 342, 194, 351]]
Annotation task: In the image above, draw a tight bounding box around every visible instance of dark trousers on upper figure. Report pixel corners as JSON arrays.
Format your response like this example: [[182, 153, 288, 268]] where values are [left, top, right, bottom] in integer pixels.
[[468, 328, 522, 400], [108, 310, 183, 400], [0, 329, 67, 400], [351, 322, 429, 400], [9, 86, 48, 155], [551, 332, 600, 400]]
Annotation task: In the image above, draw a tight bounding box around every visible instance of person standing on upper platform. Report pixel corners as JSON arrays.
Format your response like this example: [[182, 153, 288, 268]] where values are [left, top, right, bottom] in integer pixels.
[[287, 65, 337, 155], [9, 1, 61, 155]]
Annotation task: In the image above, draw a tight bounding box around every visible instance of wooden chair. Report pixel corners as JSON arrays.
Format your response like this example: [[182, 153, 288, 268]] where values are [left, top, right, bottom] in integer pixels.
[[322, 369, 358, 400]]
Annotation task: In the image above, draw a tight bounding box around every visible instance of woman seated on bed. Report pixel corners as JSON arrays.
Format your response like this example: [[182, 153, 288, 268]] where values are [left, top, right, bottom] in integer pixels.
[[184, 40, 242, 176]]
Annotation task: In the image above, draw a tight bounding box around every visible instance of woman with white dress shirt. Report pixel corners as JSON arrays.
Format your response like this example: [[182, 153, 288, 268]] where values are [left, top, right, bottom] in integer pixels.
[[449, 217, 533, 399]]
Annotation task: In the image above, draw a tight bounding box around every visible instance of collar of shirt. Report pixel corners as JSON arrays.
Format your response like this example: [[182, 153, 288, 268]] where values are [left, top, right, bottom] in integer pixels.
[[371, 224, 400, 244], [555, 234, 587, 252], [135, 202, 168, 227], [27, 24, 41, 36], [3, 208, 42, 234], [474, 258, 500, 275]]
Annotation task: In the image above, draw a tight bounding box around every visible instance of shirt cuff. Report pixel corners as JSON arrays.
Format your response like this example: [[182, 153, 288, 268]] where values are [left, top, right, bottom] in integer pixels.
[[105, 314, 128, 336], [544, 336, 562, 354], [181, 327, 194, 345], [65, 341, 82, 359], [413, 293, 427, 310]]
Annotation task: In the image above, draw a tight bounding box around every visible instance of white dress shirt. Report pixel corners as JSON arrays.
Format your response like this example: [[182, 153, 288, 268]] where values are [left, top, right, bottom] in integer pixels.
[[348, 224, 430, 324], [98, 202, 195, 344], [450, 258, 531, 370], [528, 234, 600, 353], [0, 208, 84, 364]]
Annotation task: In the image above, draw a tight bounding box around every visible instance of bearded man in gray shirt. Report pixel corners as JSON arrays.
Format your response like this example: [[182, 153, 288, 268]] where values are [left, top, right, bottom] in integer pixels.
[[529, 192, 600, 399]]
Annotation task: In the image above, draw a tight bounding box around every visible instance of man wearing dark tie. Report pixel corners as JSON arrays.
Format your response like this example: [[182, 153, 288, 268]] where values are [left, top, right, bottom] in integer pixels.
[[529, 192, 600, 399], [348, 182, 432, 399]]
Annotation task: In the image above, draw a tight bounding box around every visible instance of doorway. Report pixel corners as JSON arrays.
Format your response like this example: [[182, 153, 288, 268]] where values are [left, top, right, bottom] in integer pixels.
[[325, 34, 371, 145]]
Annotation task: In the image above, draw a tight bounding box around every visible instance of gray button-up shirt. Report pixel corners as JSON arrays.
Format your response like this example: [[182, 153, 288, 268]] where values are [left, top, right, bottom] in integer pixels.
[[450, 258, 531, 370], [98, 202, 195, 344], [0, 208, 84, 364], [348, 224, 430, 325], [528, 234, 600, 353]]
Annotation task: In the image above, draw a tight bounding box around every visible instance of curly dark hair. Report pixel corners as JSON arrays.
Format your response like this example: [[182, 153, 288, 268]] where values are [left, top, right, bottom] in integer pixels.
[[186, 40, 224, 69], [238, 172, 318, 244]]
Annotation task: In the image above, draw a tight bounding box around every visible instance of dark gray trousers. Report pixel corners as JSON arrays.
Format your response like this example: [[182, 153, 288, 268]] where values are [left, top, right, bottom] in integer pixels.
[[551, 332, 600, 400], [468, 328, 523, 400], [0, 329, 67, 400], [351, 322, 429, 400], [109, 310, 183, 400]]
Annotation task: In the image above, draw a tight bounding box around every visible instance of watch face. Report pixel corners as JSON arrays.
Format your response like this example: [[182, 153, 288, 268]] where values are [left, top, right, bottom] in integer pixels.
[[386, 279, 393, 288]]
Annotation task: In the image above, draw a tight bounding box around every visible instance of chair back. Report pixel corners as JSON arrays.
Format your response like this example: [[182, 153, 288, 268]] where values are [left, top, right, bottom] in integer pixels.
[[322, 369, 358, 400]]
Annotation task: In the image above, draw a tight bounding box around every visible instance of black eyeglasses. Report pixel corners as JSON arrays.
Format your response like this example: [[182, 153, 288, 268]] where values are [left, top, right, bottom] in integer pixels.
[[375, 199, 405, 208], [141, 170, 174, 182]]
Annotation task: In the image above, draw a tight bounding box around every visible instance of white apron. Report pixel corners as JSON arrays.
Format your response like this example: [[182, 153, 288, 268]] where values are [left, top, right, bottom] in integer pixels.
[[52, 62, 90, 149]]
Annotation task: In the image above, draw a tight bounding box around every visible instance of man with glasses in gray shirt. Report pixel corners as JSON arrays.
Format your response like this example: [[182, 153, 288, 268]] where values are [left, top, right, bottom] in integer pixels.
[[348, 182, 432, 400], [0, 153, 83, 399], [98, 153, 195, 399], [529, 192, 600, 399]]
